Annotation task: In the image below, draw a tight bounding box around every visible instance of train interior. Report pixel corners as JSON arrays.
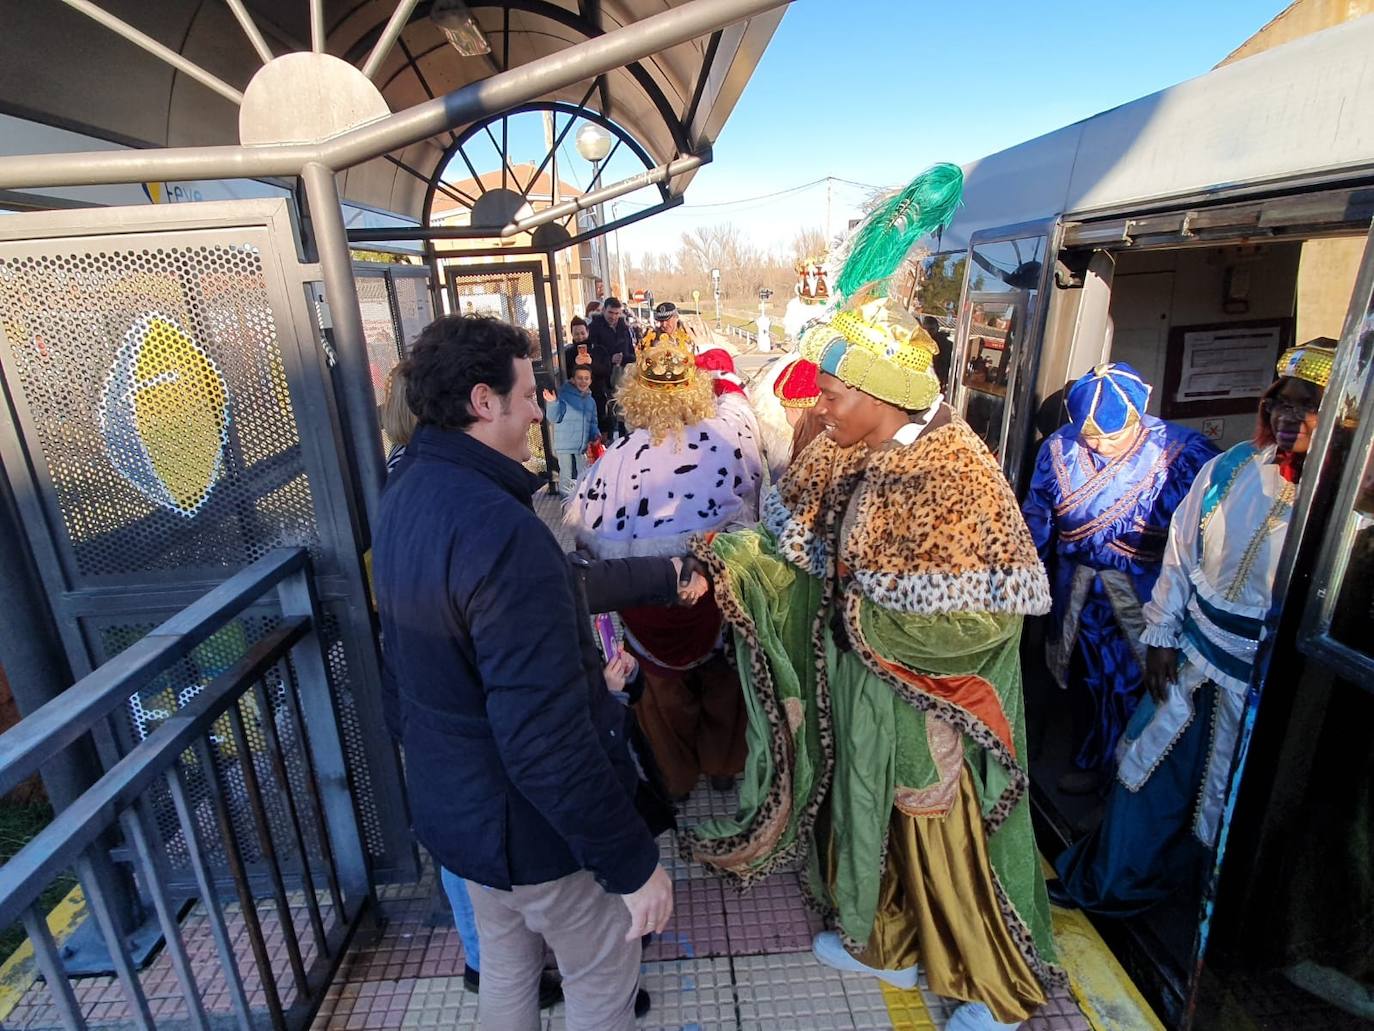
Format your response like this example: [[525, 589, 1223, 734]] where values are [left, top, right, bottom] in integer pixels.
[[1016, 216, 1374, 1024]]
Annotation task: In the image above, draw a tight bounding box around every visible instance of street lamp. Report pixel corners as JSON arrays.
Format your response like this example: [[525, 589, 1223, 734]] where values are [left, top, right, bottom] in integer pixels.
[[575, 122, 613, 299]]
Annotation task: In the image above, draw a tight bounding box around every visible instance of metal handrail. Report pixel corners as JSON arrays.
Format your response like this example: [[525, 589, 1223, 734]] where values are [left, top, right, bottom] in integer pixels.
[[0, 546, 371, 1030], [0, 547, 307, 798], [0, 618, 309, 931]]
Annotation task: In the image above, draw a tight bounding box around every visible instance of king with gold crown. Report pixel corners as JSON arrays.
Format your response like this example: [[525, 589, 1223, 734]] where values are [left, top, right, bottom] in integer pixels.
[[565, 325, 764, 802], [682, 164, 1063, 1031]]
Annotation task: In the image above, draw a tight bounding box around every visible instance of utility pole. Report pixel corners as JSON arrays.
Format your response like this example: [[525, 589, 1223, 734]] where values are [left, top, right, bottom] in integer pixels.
[[611, 201, 628, 300], [825, 177, 832, 243]]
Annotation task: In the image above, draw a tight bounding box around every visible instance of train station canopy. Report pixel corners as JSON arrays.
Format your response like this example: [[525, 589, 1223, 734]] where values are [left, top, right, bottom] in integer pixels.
[[0, 0, 785, 223]]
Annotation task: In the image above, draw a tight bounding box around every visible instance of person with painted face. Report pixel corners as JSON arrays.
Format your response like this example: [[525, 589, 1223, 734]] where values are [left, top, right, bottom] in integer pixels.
[[1021, 364, 1218, 794], [1053, 340, 1335, 916]]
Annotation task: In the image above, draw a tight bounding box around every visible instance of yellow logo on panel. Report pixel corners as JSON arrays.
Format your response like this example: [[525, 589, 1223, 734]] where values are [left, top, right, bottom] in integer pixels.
[[99, 312, 230, 517]]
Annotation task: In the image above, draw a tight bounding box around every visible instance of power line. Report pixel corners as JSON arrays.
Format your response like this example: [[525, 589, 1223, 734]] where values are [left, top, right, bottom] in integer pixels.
[[615, 175, 883, 215]]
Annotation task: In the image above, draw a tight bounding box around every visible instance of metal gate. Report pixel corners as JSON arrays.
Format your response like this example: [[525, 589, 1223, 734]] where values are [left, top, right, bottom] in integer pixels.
[[0, 199, 416, 885], [354, 262, 436, 453], [440, 259, 558, 472]]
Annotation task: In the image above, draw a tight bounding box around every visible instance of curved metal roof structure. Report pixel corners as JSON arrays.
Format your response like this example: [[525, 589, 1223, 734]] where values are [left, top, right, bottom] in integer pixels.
[[0, 0, 784, 222]]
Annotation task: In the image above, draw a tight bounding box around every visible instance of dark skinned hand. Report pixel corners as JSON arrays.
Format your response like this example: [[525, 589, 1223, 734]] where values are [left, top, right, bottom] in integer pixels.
[[1144, 646, 1179, 703]]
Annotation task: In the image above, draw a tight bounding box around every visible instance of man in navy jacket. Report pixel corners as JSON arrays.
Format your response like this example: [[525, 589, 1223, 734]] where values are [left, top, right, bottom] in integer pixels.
[[373, 314, 672, 1030]]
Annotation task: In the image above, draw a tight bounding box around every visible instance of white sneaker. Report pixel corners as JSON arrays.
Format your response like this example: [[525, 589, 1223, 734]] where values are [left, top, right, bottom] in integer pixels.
[[811, 931, 920, 990], [945, 1001, 1022, 1030]]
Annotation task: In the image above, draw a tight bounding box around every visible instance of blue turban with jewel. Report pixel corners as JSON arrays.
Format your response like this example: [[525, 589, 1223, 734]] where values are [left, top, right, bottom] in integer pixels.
[[1066, 362, 1151, 436]]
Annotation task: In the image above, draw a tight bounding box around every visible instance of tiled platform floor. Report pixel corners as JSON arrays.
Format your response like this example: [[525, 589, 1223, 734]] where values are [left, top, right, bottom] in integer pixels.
[[0, 491, 1105, 1030], [310, 781, 1095, 1031]]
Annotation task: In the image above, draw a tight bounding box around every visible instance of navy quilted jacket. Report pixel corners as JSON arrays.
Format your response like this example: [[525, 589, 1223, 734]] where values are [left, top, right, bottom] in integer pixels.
[[372, 424, 658, 894]]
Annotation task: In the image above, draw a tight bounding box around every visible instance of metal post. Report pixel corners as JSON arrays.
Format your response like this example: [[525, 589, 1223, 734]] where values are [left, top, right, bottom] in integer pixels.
[[301, 162, 387, 536], [613, 203, 629, 300], [57, 0, 246, 105], [362, 0, 421, 80]]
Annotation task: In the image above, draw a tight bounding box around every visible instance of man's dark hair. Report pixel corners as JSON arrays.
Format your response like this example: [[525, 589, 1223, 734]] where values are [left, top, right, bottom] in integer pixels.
[[570, 315, 587, 329], [405, 314, 530, 430], [603, 296, 623, 309]]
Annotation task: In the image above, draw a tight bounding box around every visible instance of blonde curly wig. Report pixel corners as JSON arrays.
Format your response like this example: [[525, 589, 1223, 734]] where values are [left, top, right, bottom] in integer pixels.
[[616, 367, 717, 446]]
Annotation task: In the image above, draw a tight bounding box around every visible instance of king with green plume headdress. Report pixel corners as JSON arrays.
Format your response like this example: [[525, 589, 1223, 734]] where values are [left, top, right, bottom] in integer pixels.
[[684, 163, 1063, 1030]]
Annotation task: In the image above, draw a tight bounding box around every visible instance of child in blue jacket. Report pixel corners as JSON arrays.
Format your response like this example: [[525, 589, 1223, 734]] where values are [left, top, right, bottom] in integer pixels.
[[543, 367, 601, 496]]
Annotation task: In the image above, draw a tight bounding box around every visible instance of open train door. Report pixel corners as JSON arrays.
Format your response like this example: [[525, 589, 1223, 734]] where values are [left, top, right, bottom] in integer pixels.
[[1190, 217, 1374, 1026], [950, 220, 1059, 492]]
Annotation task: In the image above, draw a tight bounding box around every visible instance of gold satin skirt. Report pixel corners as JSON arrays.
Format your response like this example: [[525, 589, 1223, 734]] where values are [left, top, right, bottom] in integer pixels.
[[841, 769, 1047, 1024]]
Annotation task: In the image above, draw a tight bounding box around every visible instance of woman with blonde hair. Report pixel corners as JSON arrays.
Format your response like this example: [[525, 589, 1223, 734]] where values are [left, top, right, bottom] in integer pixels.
[[379, 362, 418, 474]]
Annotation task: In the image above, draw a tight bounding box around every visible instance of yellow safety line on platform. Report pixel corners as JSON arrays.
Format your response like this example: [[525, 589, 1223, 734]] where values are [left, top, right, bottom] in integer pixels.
[[1052, 905, 1165, 1031], [1038, 853, 1164, 1031], [881, 981, 938, 1029], [0, 885, 87, 1022]]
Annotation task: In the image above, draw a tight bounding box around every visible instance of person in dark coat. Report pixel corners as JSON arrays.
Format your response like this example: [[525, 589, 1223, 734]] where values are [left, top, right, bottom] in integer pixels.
[[372, 314, 674, 1031], [562, 316, 597, 381], [586, 297, 636, 436]]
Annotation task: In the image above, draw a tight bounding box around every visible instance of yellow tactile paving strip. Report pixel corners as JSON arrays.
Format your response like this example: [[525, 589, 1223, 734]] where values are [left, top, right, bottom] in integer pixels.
[[0, 885, 87, 1024]]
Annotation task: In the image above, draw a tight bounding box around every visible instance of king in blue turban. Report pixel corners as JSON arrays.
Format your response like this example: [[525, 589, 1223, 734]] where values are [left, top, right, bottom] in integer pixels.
[[1021, 363, 1219, 791]]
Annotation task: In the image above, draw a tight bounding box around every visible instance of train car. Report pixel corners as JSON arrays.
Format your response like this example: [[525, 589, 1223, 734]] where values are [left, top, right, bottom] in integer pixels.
[[902, 16, 1374, 1027]]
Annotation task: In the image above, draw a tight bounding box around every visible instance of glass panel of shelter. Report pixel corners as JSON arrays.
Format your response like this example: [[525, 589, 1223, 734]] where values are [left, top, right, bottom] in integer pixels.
[[953, 234, 1047, 466]]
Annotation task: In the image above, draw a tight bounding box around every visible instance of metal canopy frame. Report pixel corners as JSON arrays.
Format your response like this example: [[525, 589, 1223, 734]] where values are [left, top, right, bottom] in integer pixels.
[[421, 99, 672, 239], [0, 0, 789, 530]]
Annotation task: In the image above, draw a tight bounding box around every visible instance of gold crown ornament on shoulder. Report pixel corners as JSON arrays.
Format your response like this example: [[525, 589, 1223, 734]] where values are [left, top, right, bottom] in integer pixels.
[[636, 334, 696, 389]]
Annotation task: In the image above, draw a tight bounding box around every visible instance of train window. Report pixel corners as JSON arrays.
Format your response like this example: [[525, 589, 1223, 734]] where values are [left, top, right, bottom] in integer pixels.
[[1299, 226, 1374, 683], [961, 301, 1019, 454], [953, 230, 1049, 482]]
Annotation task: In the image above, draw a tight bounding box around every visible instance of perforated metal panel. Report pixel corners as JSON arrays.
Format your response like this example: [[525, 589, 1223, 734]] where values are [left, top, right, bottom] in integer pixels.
[[0, 241, 319, 584], [446, 267, 541, 335], [0, 201, 415, 885], [391, 270, 434, 352], [356, 270, 400, 397], [94, 612, 329, 877]]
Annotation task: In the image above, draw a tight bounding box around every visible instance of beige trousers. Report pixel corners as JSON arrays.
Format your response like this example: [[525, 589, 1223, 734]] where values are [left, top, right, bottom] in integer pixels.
[[466, 869, 641, 1031]]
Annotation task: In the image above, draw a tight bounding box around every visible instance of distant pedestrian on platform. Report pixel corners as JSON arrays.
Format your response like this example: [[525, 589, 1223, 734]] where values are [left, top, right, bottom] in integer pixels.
[[588, 297, 636, 437], [544, 368, 601, 498], [562, 316, 594, 380]]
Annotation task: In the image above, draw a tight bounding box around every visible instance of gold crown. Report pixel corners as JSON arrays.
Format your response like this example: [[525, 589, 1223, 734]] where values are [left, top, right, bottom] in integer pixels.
[[636, 335, 696, 389], [829, 299, 937, 373]]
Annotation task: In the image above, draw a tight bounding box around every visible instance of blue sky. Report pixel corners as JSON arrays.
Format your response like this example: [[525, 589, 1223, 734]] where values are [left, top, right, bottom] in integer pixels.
[[614, 0, 1285, 258]]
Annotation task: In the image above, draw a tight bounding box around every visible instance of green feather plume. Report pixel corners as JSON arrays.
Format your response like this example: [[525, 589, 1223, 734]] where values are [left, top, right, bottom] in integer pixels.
[[834, 162, 964, 301]]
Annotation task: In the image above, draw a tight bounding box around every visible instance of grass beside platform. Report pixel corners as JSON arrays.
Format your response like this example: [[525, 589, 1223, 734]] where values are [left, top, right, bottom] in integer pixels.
[[0, 800, 77, 964]]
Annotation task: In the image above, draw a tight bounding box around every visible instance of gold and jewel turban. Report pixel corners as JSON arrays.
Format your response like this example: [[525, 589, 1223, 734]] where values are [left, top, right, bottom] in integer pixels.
[[801, 295, 942, 412], [1276, 338, 1337, 390]]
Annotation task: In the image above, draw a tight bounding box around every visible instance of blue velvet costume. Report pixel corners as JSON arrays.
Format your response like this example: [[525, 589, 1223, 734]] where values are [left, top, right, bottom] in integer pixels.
[[1022, 392, 1218, 771]]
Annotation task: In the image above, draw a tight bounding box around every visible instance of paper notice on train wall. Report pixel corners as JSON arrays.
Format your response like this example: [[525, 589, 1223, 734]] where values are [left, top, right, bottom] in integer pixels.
[[1174, 325, 1283, 403]]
